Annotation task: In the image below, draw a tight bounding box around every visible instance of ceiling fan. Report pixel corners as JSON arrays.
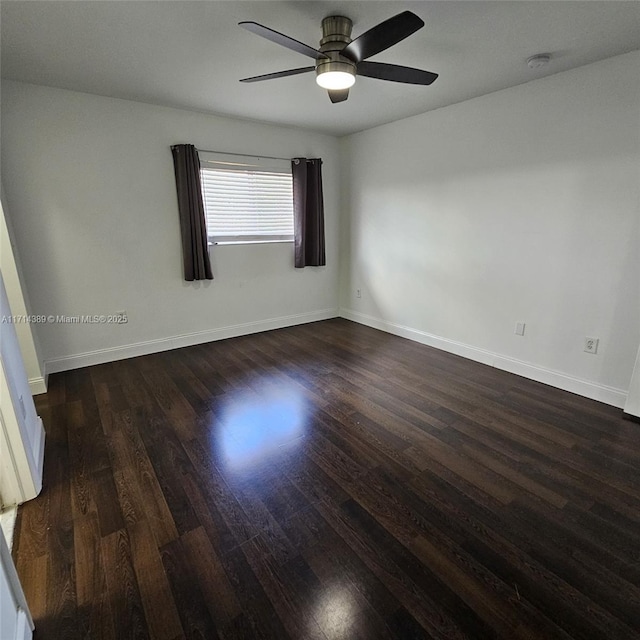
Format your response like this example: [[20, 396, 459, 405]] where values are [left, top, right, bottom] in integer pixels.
[[239, 11, 438, 103]]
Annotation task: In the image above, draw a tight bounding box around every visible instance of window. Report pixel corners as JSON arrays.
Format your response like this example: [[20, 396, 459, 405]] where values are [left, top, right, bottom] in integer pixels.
[[199, 151, 294, 244]]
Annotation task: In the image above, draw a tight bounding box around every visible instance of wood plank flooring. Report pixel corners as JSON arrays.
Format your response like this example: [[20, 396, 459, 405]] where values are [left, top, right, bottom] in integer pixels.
[[12, 318, 640, 639]]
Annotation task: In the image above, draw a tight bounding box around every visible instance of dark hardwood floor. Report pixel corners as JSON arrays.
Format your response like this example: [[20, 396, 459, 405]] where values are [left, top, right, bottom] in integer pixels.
[[13, 318, 640, 639]]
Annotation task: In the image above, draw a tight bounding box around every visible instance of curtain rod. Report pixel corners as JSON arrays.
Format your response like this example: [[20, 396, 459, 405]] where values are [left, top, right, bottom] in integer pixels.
[[196, 148, 292, 162]]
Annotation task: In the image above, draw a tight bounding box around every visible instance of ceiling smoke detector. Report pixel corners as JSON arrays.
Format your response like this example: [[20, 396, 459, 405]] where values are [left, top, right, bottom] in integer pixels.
[[527, 54, 551, 70]]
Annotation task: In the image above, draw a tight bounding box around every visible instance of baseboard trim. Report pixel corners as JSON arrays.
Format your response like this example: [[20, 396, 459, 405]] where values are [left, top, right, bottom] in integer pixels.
[[44, 309, 339, 375], [28, 377, 47, 396], [340, 308, 628, 409], [34, 417, 45, 497]]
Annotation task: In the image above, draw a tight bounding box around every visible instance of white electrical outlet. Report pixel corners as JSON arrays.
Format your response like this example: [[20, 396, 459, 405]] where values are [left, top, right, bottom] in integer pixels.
[[584, 337, 599, 354], [356, 289, 361, 299], [515, 322, 526, 336]]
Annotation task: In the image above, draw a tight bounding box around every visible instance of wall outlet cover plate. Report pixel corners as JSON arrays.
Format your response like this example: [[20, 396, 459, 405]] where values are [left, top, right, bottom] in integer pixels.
[[584, 337, 599, 354]]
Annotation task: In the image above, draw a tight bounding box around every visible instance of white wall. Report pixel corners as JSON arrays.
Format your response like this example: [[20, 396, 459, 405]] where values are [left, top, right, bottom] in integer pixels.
[[1, 194, 45, 394], [3, 53, 639, 407], [0, 271, 45, 506], [624, 346, 640, 417], [341, 51, 640, 406], [0, 528, 33, 640], [1, 81, 341, 372]]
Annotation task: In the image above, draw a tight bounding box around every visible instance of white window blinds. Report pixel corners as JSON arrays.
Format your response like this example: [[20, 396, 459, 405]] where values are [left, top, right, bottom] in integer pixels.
[[199, 152, 294, 243]]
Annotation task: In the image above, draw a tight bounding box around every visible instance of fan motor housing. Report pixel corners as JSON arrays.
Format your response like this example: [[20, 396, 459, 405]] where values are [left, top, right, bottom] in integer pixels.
[[320, 15, 352, 44], [316, 15, 356, 77]]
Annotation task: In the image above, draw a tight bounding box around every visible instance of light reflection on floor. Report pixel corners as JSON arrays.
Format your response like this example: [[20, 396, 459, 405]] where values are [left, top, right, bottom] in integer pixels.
[[216, 385, 306, 471], [312, 585, 358, 639]]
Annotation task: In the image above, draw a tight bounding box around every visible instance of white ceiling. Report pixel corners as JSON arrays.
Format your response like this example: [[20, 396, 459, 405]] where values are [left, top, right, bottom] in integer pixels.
[[2, 1, 639, 136]]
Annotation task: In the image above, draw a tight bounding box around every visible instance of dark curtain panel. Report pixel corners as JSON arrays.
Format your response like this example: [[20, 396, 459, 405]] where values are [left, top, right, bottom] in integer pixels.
[[171, 144, 213, 281], [292, 158, 326, 268]]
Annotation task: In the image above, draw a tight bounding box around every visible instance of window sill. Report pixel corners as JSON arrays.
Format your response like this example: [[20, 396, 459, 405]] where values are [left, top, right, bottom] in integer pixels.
[[211, 239, 294, 246]]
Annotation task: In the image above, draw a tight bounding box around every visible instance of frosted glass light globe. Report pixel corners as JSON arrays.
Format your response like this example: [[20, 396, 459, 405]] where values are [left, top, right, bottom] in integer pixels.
[[316, 70, 356, 90]]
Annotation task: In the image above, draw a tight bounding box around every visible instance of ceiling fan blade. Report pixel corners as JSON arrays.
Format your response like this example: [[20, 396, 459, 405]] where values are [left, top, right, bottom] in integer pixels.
[[239, 21, 328, 60], [341, 11, 424, 63], [357, 61, 438, 85], [239, 67, 315, 83], [328, 89, 349, 103]]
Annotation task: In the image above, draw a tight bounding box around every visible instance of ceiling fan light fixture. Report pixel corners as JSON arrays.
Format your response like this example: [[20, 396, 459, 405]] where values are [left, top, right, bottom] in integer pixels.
[[316, 69, 356, 90], [240, 11, 437, 103]]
